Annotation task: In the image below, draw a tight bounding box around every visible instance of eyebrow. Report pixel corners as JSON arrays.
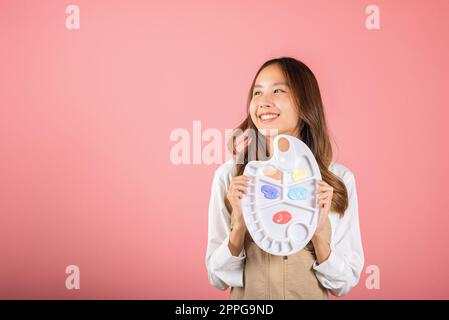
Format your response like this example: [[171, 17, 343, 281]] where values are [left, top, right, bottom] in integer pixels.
[[254, 82, 289, 88]]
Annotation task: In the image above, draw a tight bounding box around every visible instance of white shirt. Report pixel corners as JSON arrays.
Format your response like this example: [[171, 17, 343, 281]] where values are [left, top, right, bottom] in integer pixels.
[[205, 159, 365, 297]]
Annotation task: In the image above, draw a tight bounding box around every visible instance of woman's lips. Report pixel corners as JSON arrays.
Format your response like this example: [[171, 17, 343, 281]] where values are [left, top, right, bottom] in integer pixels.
[[258, 113, 280, 123]]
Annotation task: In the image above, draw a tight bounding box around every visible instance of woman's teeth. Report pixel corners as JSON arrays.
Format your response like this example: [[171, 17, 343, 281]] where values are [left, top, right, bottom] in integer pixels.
[[260, 114, 279, 121]]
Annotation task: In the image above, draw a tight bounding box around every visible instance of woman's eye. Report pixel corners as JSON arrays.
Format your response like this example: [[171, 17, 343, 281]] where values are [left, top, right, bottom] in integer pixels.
[[274, 89, 285, 93], [253, 91, 261, 96]]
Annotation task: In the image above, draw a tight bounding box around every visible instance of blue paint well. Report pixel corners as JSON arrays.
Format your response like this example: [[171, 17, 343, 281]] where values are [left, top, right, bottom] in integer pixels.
[[261, 185, 280, 199], [288, 187, 308, 200]]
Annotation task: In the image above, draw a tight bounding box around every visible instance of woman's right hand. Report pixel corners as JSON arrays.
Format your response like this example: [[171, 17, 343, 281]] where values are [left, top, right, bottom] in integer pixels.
[[226, 175, 250, 230]]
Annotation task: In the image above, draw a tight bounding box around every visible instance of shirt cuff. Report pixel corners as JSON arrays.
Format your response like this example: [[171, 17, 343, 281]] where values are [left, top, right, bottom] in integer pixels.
[[211, 235, 246, 288], [213, 234, 246, 268], [312, 248, 346, 280]]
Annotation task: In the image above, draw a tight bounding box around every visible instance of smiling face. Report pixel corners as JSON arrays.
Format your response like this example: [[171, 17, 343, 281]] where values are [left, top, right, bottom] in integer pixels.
[[249, 63, 300, 137]]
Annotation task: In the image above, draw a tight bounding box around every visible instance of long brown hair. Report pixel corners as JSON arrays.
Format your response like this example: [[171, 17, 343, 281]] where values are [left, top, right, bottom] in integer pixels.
[[229, 57, 348, 215]]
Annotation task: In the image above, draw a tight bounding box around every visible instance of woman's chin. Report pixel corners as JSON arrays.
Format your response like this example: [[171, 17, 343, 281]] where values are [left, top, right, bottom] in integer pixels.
[[257, 126, 281, 137]]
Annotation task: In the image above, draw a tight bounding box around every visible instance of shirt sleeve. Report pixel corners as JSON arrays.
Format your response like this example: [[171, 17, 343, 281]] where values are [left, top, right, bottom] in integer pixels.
[[205, 170, 246, 291], [312, 171, 365, 297]]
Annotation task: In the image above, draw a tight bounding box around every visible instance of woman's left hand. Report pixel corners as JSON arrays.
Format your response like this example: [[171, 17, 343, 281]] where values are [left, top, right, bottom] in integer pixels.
[[313, 179, 334, 241]]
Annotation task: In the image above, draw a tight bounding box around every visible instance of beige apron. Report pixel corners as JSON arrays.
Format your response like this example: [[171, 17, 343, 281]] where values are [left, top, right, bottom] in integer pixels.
[[230, 217, 332, 300]]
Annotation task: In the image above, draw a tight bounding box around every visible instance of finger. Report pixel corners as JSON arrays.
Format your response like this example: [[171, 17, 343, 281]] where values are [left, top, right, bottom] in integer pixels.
[[317, 192, 331, 200], [317, 180, 330, 186], [232, 181, 251, 188], [231, 183, 250, 192], [314, 186, 333, 194], [318, 198, 331, 207], [317, 197, 332, 203], [232, 185, 248, 194], [316, 180, 331, 187], [315, 189, 331, 195], [229, 184, 247, 193], [231, 184, 248, 192], [231, 181, 249, 186], [233, 175, 251, 182], [315, 184, 332, 190], [318, 194, 332, 202]]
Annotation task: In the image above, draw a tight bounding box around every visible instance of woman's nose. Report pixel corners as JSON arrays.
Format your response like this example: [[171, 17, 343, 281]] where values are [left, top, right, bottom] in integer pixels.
[[258, 101, 274, 110]]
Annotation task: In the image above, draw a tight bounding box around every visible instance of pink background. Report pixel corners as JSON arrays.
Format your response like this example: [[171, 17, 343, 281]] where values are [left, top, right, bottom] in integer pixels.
[[1, 0, 448, 299]]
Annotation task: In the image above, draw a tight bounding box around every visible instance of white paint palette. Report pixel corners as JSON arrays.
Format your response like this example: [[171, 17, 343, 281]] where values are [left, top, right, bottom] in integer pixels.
[[241, 134, 321, 256]]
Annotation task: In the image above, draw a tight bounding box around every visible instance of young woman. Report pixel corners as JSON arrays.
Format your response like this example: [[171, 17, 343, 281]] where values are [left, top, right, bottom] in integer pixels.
[[205, 57, 364, 299]]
